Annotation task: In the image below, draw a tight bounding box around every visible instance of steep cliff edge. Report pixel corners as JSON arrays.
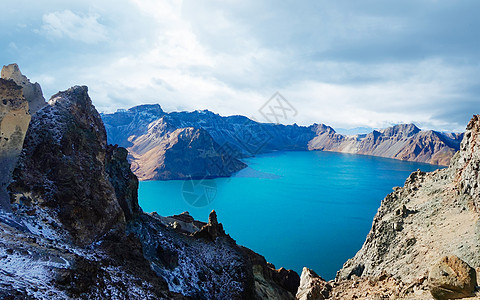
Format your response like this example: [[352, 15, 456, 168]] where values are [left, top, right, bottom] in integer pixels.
[[335, 115, 480, 298], [8, 86, 126, 245]]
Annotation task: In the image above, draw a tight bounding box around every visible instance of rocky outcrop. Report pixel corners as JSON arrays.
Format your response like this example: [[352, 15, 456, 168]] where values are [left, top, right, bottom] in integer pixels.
[[0, 65, 47, 211], [0, 78, 30, 212], [193, 210, 226, 241], [241, 246, 300, 300], [428, 255, 476, 299], [105, 145, 142, 221], [309, 123, 462, 166], [1, 63, 46, 114], [296, 268, 331, 300], [451, 114, 480, 208], [8, 86, 125, 245], [128, 212, 257, 299], [336, 115, 480, 298]]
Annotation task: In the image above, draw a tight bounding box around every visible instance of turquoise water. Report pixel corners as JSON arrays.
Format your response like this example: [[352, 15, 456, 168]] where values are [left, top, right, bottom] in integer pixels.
[[139, 151, 441, 280]]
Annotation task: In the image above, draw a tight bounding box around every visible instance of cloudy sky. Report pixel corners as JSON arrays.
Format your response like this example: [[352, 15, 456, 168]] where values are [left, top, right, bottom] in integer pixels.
[[1, 0, 479, 131]]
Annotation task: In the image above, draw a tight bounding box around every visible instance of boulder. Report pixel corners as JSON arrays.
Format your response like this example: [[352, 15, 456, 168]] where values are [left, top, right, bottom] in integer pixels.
[[296, 267, 331, 300], [428, 255, 476, 300]]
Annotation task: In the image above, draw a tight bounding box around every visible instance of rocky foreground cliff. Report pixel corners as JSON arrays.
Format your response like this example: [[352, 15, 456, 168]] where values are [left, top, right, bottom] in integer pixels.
[[290, 114, 480, 299], [103, 105, 462, 180], [0, 75, 299, 299]]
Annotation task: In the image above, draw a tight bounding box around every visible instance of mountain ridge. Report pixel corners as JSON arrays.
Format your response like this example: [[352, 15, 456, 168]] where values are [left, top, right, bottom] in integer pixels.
[[103, 104, 463, 180]]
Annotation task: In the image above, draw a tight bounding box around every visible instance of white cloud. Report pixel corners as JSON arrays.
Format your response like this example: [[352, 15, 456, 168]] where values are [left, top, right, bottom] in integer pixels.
[[40, 10, 107, 44], [4, 0, 478, 132]]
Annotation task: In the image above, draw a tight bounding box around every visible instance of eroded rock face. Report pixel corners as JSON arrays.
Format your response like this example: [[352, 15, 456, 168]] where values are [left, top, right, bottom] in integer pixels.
[[1, 63, 46, 114], [193, 210, 226, 241], [8, 86, 125, 245], [428, 255, 476, 300], [0, 78, 30, 212], [105, 145, 142, 221], [240, 246, 300, 300], [129, 212, 257, 299], [296, 267, 331, 300], [451, 115, 480, 208], [336, 115, 480, 297]]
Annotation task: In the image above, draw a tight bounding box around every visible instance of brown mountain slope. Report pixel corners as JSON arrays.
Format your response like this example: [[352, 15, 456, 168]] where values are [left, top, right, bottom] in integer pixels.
[[332, 115, 480, 298], [127, 117, 246, 180], [309, 123, 462, 166]]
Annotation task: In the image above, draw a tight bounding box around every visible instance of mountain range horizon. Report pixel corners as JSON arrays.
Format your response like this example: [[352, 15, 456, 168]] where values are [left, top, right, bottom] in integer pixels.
[[106, 103, 462, 135]]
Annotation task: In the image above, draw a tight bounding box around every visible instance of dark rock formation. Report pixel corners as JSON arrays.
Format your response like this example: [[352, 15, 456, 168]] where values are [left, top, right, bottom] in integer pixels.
[[8, 86, 125, 245], [193, 210, 226, 241], [105, 145, 142, 221], [0, 78, 30, 211], [336, 115, 480, 298], [428, 255, 476, 300], [241, 246, 300, 300], [128, 212, 256, 299]]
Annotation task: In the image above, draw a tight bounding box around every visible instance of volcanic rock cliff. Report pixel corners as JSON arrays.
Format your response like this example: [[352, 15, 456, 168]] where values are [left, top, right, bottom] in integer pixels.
[[331, 115, 480, 298], [0, 83, 298, 299]]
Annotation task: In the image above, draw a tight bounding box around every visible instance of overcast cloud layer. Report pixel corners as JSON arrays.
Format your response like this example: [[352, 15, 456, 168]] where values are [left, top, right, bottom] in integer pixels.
[[1, 0, 479, 131]]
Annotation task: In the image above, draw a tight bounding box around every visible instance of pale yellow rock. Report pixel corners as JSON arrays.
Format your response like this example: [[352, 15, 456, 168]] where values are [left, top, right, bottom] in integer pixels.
[[0, 78, 31, 210], [1, 63, 46, 114]]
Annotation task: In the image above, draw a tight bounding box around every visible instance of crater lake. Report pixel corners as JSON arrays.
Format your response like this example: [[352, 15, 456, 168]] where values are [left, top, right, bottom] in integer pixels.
[[139, 150, 441, 280]]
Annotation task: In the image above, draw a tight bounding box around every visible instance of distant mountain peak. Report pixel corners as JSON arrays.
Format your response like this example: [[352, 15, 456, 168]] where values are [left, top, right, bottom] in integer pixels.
[[380, 123, 421, 137], [128, 104, 163, 114]]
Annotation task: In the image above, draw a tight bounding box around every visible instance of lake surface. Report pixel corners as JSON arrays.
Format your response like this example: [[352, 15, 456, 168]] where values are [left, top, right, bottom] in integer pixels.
[[139, 151, 441, 280]]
